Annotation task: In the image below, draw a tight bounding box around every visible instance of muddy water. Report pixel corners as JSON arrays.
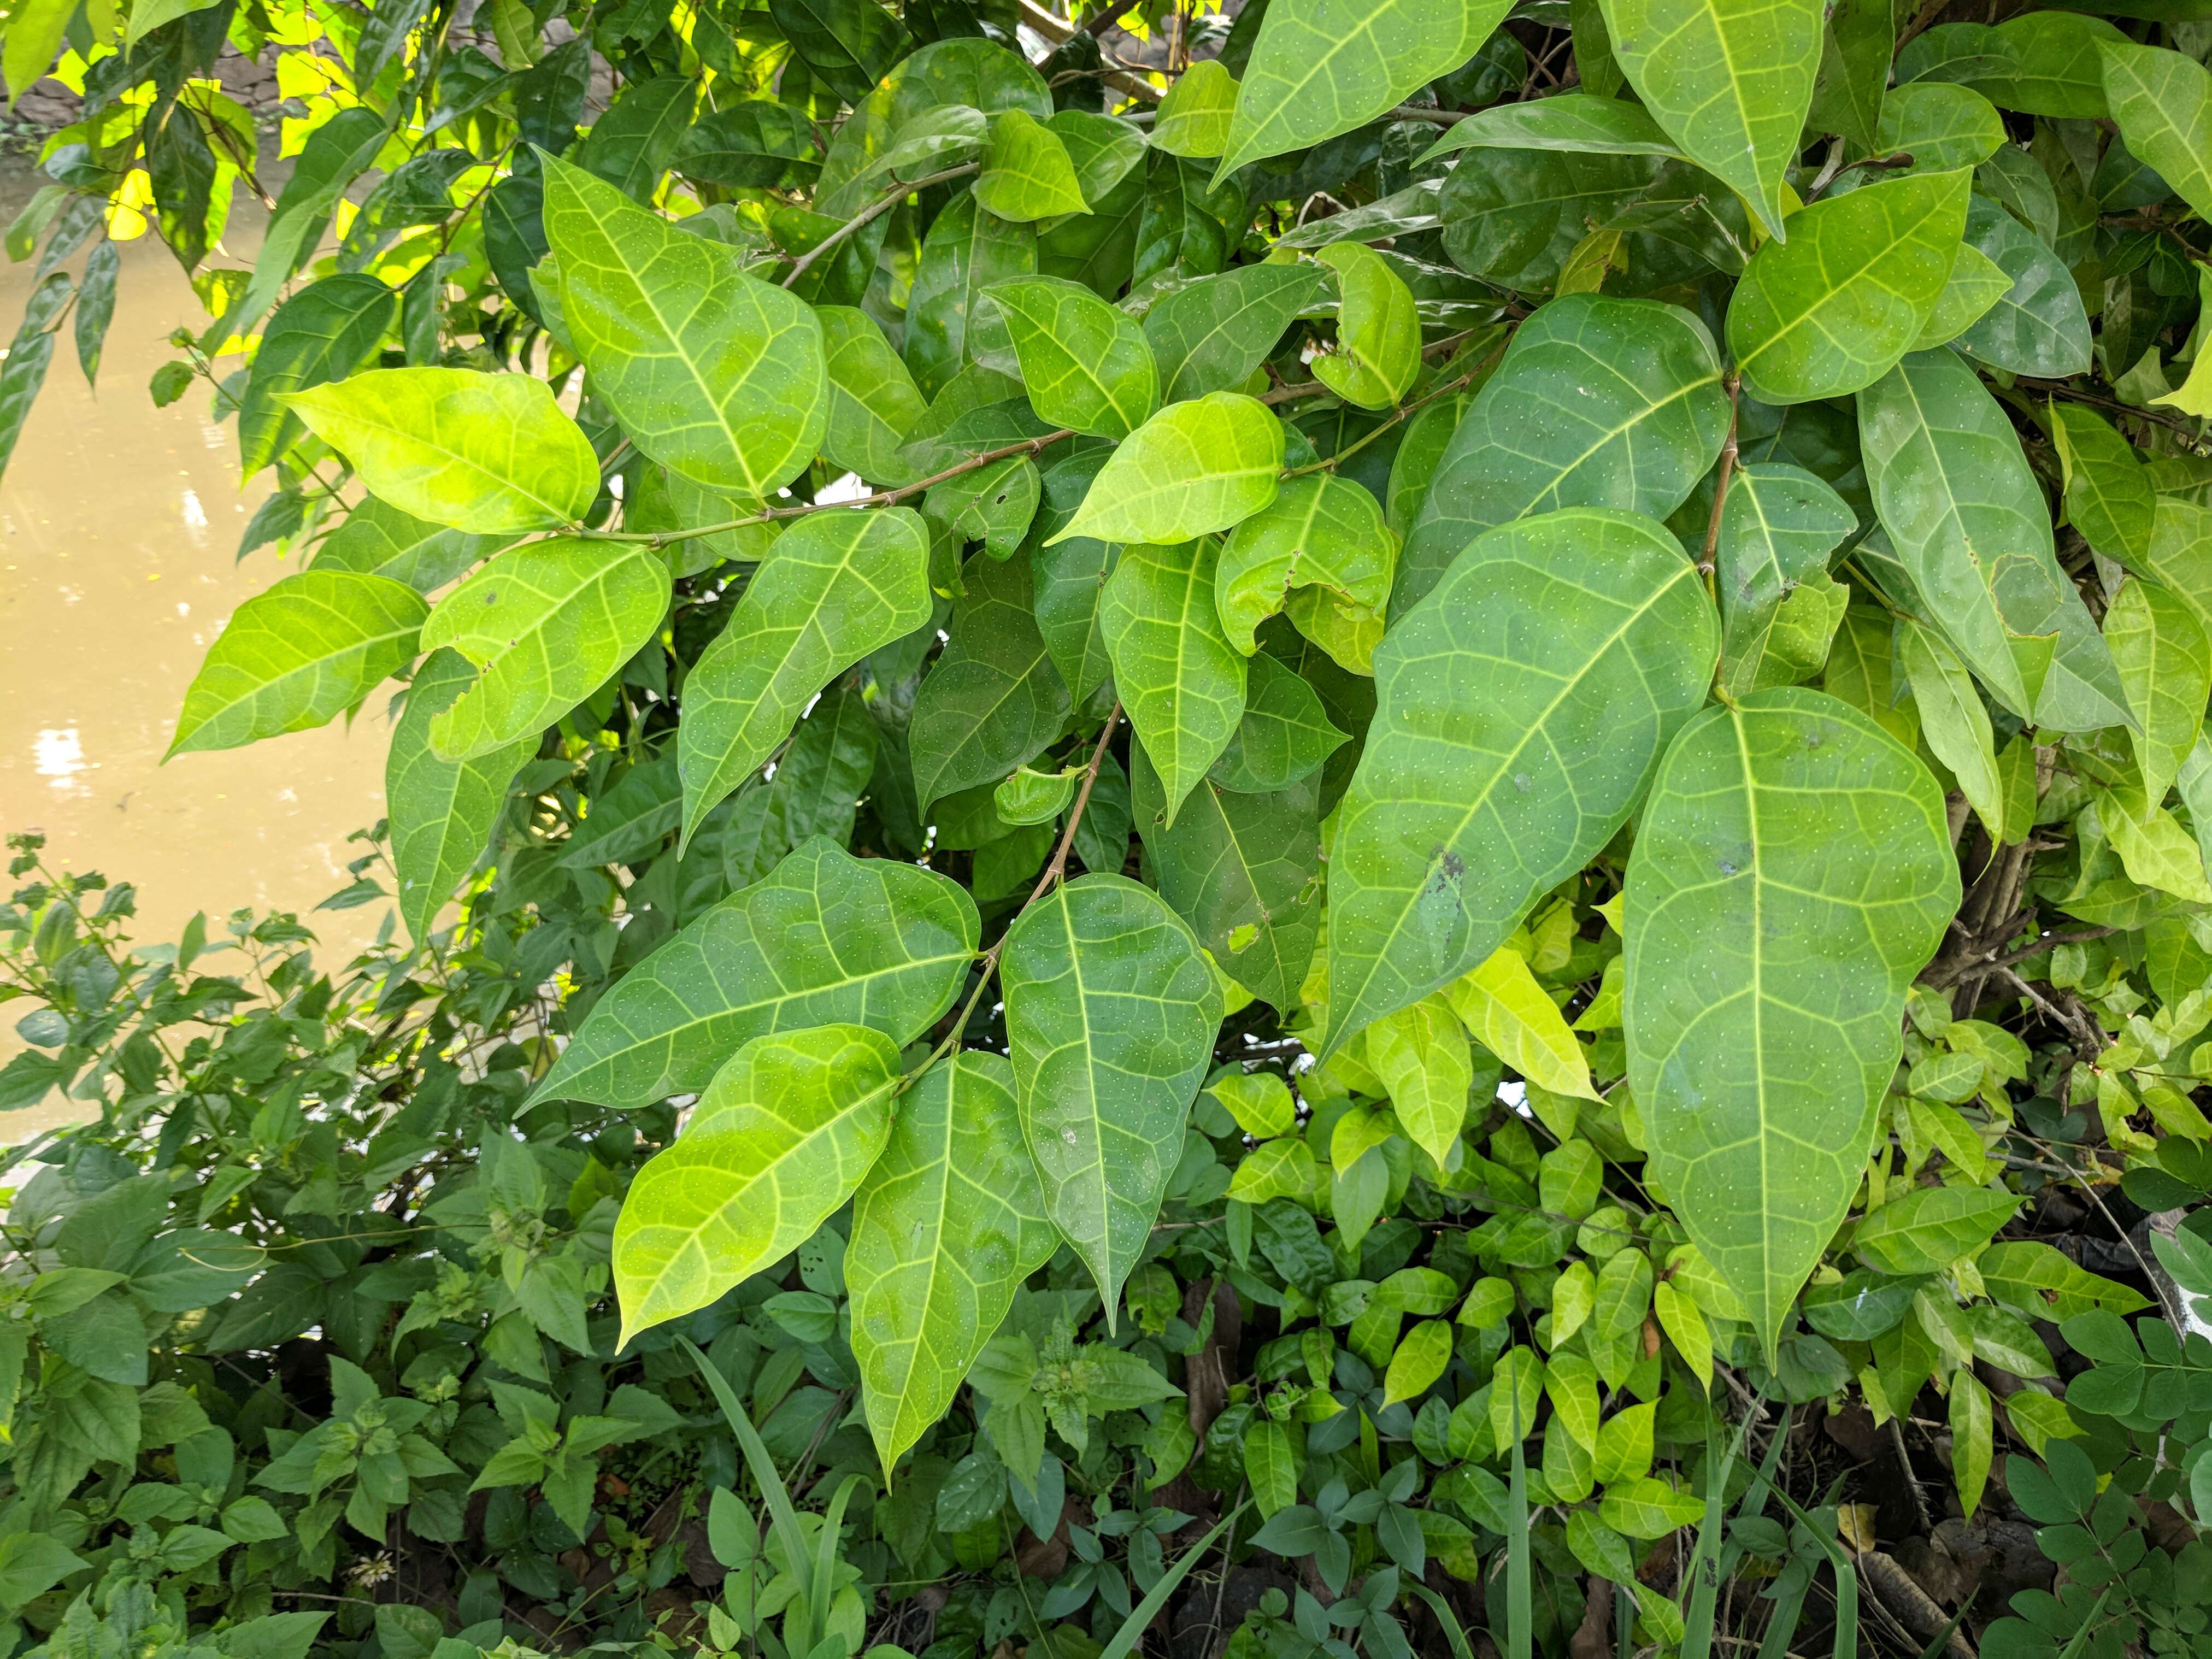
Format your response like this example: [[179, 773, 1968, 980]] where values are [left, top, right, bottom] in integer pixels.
[[0, 168, 390, 1132]]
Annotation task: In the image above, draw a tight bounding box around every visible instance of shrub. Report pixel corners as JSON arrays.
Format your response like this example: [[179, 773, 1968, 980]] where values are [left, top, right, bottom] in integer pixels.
[[10, 0, 2212, 1651]]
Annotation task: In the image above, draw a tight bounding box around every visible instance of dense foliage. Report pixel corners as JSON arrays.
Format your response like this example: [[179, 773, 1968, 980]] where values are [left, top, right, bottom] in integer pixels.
[[20, 0, 2212, 1651]]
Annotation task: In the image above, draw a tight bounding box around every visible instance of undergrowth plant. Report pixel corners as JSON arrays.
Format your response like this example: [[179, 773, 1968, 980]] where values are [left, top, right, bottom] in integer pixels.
[[15, 0, 2212, 1650]]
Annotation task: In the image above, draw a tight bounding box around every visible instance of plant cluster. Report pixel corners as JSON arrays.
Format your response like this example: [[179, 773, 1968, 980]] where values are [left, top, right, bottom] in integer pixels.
[[17, 0, 2212, 1650]]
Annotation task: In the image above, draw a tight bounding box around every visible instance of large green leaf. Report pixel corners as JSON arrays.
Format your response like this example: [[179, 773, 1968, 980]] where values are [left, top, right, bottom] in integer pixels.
[[1102, 538, 1249, 826], [1626, 689, 1957, 1355], [975, 110, 1089, 222], [2052, 403, 2154, 569], [819, 306, 927, 486], [1210, 652, 1348, 792], [769, 0, 911, 104], [2107, 575, 2211, 806], [1597, 0, 1824, 238], [984, 276, 1157, 439], [1725, 170, 1969, 404], [544, 156, 825, 499], [910, 550, 1073, 813], [1215, 473, 1396, 654], [846, 1050, 1056, 1473], [906, 192, 1037, 399], [1325, 508, 1717, 1048], [1437, 149, 1666, 291], [387, 649, 532, 944], [1000, 875, 1223, 1317], [1051, 392, 1284, 546], [678, 507, 932, 848], [532, 838, 978, 1109], [611, 1025, 901, 1341], [1950, 193, 2092, 378], [1214, 0, 1513, 179], [1857, 349, 2126, 731], [2102, 40, 2212, 225], [1313, 242, 1419, 410], [1398, 295, 1728, 616], [1715, 463, 1856, 698], [238, 274, 394, 478], [417, 539, 671, 761], [1133, 741, 1321, 1009], [1417, 93, 1684, 161], [167, 570, 427, 757], [285, 367, 600, 534], [817, 38, 1052, 211], [1143, 264, 1329, 404], [313, 497, 505, 593]]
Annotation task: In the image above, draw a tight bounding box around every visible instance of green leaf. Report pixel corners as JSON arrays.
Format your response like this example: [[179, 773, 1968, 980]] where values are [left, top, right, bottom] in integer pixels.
[[313, 497, 505, 593], [975, 110, 1088, 222], [1434, 149, 1664, 292], [819, 305, 927, 485], [1445, 947, 1598, 1107], [1244, 1419, 1300, 1517], [1810, 0, 1891, 150], [2107, 575, 2211, 806], [1399, 295, 1728, 617], [1209, 652, 1348, 792], [1001, 875, 1223, 1317], [1901, 619, 2004, 841], [612, 1025, 902, 1340], [1313, 243, 1419, 410], [2052, 402, 2154, 567], [168, 571, 427, 757], [817, 38, 1051, 207], [768, 0, 911, 104], [575, 74, 695, 200], [1851, 1186, 2019, 1274], [1133, 740, 1322, 1009], [910, 549, 1073, 813], [388, 649, 532, 943], [1049, 110, 1148, 209], [1715, 462, 1856, 698], [1032, 449, 1121, 715], [1384, 1319, 1454, 1405], [1143, 263, 1329, 405], [1151, 59, 1240, 159], [285, 367, 600, 534], [1726, 170, 1970, 405], [1874, 83, 2007, 171], [1369, 995, 1475, 1165], [1417, 93, 1684, 162], [208, 108, 389, 346], [907, 192, 1038, 399], [1052, 392, 1284, 545], [1911, 243, 2011, 350], [1215, 0, 1514, 179], [1627, 689, 1958, 1355], [846, 1049, 1057, 1473], [1949, 193, 2092, 378], [984, 276, 1158, 438], [531, 838, 979, 1108], [418, 539, 671, 761], [2143, 497, 2212, 641], [678, 507, 932, 847], [2102, 40, 2212, 226], [1596, 0, 1823, 239], [1103, 539, 1249, 825], [544, 155, 826, 499], [238, 275, 395, 478], [673, 99, 820, 189], [1858, 349, 2126, 732], [1326, 507, 1717, 1048], [1215, 473, 1396, 655]]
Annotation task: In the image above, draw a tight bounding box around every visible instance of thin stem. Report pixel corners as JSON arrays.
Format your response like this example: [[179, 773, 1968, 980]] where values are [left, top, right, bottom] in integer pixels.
[[904, 704, 1124, 1085], [782, 163, 979, 289], [1698, 370, 1743, 593]]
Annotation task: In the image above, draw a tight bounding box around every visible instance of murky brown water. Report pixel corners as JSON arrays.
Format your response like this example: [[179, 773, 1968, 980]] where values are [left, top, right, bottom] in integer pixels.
[[0, 166, 389, 1132]]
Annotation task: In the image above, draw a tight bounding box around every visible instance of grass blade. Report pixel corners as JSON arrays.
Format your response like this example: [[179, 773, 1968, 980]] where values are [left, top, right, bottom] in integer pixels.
[[1097, 1497, 1251, 1659], [1508, 1398, 1532, 1659], [682, 1333, 819, 1650]]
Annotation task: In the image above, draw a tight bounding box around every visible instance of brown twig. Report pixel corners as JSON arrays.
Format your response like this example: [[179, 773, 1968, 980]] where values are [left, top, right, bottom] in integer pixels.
[[783, 162, 980, 288], [1698, 371, 1743, 596]]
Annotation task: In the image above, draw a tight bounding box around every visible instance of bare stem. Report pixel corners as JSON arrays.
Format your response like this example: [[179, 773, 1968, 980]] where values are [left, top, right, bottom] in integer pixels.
[[781, 162, 980, 289]]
